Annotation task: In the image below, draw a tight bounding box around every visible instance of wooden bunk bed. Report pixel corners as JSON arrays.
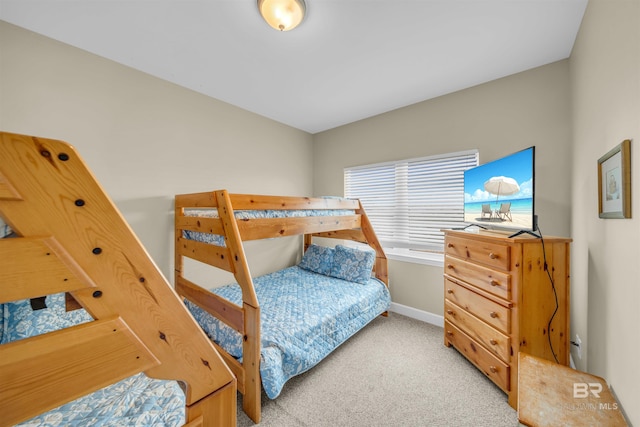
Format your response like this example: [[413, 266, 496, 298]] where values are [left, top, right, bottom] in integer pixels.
[[175, 189, 390, 424], [0, 132, 236, 427]]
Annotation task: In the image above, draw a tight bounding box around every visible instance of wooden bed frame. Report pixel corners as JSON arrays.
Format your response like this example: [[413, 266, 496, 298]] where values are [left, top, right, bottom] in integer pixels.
[[174, 189, 389, 424], [0, 132, 237, 427]]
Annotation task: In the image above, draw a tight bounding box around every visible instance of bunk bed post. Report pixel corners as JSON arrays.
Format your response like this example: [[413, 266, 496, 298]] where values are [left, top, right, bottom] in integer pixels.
[[355, 200, 389, 316], [214, 190, 262, 424], [242, 303, 262, 423], [175, 205, 185, 292], [303, 233, 313, 251]]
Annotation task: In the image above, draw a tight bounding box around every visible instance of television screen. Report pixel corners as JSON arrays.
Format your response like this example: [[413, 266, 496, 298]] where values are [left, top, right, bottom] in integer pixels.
[[463, 146, 535, 234]]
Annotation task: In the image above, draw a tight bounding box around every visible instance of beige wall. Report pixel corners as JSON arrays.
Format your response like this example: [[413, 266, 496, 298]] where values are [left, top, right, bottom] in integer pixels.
[[570, 0, 639, 423], [313, 61, 573, 314], [0, 21, 313, 283], [388, 259, 444, 315]]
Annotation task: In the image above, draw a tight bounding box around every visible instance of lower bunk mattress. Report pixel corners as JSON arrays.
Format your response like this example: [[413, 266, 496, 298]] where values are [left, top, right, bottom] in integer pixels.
[[185, 265, 391, 399], [1, 294, 186, 427]]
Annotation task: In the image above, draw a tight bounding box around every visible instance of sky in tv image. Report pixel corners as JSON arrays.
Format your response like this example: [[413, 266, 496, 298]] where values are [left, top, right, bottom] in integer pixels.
[[464, 148, 533, 205]]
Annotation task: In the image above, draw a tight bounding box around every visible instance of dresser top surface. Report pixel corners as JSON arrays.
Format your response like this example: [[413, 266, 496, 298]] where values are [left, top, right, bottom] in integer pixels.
[[443, 229, 572, 244]]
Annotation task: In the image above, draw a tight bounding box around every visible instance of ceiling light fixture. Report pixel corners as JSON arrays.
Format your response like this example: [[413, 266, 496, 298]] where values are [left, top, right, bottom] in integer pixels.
[[257, 0, 306, 32]]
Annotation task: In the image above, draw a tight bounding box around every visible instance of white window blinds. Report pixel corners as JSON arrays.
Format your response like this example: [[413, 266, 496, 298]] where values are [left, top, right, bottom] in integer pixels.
[[344, 150, 478, 251]]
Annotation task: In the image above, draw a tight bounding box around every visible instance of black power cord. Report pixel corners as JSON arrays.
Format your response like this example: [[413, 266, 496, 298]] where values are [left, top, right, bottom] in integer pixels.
[[537, 223, 560, 364]]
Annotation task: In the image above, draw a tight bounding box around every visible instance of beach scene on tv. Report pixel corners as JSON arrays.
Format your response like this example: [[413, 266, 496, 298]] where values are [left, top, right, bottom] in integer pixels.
[[464, 148, 534, 230]]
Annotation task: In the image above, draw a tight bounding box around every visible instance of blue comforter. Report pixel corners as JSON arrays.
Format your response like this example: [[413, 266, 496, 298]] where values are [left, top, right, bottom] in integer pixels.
[[1, 294, 185, 427], [186, 265, 391, 399]]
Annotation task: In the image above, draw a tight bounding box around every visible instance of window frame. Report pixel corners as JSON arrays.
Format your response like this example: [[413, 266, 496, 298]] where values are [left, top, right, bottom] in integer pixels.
[[344, 149, 479, 265]]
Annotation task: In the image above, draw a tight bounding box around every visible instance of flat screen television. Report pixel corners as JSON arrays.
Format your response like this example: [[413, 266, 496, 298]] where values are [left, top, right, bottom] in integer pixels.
[[463, 146, 536, 236]]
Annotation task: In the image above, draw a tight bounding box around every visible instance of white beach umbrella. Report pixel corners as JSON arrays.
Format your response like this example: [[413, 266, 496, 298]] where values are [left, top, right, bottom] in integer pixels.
[[483, 176, 520, 202]]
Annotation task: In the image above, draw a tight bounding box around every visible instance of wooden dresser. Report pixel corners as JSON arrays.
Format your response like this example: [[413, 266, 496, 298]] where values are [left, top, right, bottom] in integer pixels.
[[443, 229, 571, 409]]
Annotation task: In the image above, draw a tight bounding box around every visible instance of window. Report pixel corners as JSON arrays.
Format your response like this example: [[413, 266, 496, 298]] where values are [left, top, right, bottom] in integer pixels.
[[344, 150, 478, 257]]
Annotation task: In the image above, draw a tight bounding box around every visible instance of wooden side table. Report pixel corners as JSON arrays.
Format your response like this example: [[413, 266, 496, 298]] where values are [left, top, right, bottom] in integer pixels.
[[517, 352, 628, 426]]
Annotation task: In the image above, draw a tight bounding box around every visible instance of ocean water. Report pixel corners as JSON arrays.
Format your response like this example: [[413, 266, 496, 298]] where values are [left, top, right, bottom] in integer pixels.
[[464, 198, 533, 216]]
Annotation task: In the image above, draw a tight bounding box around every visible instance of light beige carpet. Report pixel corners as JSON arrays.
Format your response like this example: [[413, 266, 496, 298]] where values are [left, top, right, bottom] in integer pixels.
[[237, 312, 518, 426]]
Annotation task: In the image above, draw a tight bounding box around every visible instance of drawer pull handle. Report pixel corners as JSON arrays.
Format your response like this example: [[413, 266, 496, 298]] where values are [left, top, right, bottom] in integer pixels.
[[490, 311, 498, 318], [489, 253, 497, 260], [447, 264, 455, 270], [489, 366, 498, 374], [490, 280, 500, 287], [446, 330, 453, 336], [447, 243, 454, 248], [490, 339, 498, 345], [447, 289, 454, 294], [446, 310, 454, 315]]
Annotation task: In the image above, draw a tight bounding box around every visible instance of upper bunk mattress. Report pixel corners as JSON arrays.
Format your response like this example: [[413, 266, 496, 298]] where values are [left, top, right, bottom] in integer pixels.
[[185, 265, 390, 399], [182, 206, 355, 246]]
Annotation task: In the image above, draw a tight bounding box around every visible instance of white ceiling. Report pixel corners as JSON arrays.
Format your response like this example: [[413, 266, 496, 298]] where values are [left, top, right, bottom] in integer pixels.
[[0, 0, 588, 134]]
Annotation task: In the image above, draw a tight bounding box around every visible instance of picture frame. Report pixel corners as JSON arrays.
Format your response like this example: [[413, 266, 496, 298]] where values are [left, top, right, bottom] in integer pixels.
[[598, 139, 631, 218]]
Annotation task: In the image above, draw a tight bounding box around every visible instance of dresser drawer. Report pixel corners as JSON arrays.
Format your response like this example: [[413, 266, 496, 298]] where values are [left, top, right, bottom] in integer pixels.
[[445, 235, 510, 271], [444, 320, 510, 392], [445, 300, 511, 362], [445, 255, 511, 300], [444, 278, 511, 334]]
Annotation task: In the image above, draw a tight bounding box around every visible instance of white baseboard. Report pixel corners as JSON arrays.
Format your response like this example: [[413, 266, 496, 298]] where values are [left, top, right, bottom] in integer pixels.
[[570, 353, 576, 369], [389, 302, 444, 328]]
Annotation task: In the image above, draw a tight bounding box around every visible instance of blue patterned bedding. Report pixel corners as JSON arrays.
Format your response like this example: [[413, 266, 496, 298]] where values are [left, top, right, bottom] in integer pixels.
[[1, 293, 186, 426], [183, 206, 355, 246], [186, 263, 391, 399]]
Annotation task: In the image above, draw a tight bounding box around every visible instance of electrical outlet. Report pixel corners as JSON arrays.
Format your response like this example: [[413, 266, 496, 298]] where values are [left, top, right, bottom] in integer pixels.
[[575, 334, 582, 359]]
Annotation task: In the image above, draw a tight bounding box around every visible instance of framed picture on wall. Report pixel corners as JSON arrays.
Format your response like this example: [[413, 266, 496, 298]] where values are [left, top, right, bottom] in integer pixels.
[[598, 139, 631, 218]]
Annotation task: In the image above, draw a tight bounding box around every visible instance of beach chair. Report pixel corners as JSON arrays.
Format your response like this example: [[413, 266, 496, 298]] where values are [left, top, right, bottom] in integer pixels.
[[481, 203, 494, 219], [497, 202, 512, 221]]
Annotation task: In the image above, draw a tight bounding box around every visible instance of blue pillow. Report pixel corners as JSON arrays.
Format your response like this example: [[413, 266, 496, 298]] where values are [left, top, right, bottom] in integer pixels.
[[330, 245, 375, 285], [298, 244, 334, 276]]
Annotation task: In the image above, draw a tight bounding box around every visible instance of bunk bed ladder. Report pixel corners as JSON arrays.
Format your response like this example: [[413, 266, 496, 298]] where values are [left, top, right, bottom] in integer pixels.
[[0, 132, 236, 427], [174, 190, 262, 423], [214, 190, 262, 424]]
